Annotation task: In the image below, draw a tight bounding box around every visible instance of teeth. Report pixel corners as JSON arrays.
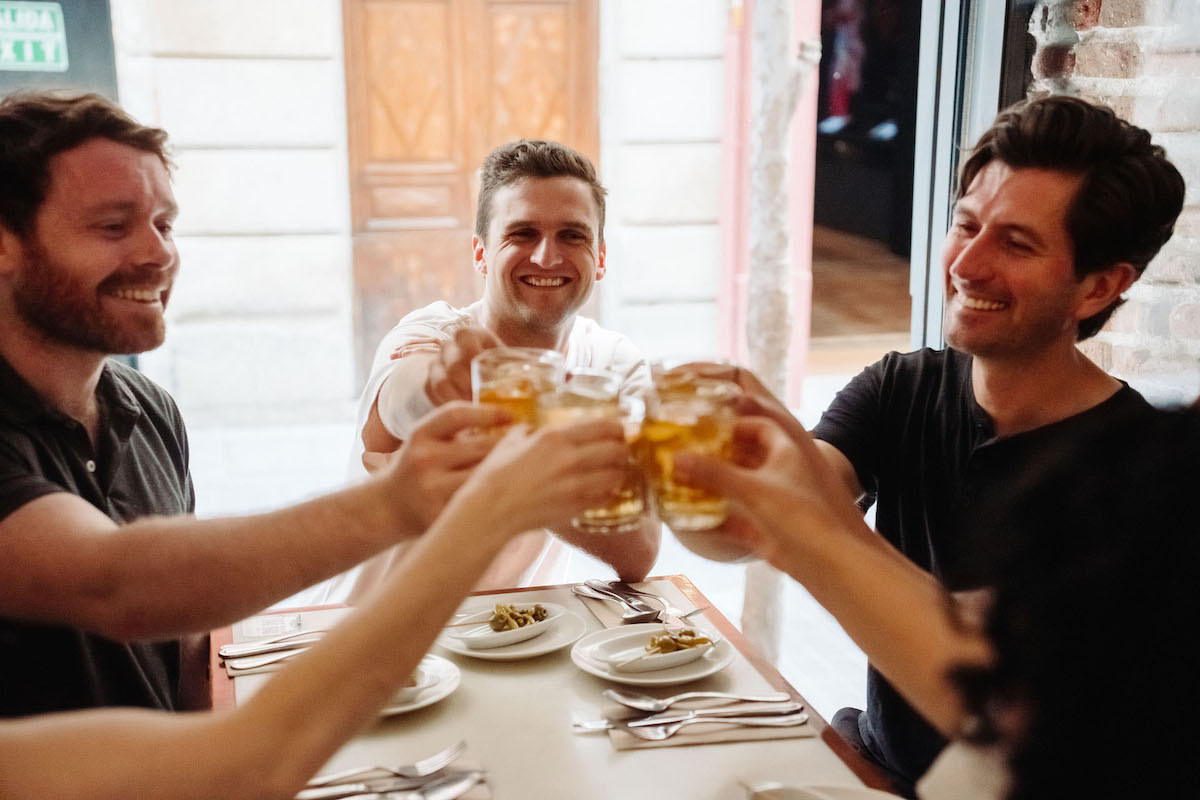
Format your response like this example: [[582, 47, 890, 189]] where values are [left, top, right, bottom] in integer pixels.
[[960, 295, 1007, 311], [523, 276, 566, 288], [113, 288, 160, 303]]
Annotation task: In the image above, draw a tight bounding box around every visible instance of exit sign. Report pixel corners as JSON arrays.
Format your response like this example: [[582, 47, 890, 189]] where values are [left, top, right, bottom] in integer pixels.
[[1, 2, 68, 72]]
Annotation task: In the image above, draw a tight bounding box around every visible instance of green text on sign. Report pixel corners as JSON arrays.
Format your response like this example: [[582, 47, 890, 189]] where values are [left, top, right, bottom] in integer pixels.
[[0, 2, 69, 73]]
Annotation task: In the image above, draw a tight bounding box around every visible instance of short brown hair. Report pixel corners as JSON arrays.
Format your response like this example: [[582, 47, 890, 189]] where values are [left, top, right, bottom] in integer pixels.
[[0, 91, 171, 235], [958, 95, 1185, 340], [475, 139, 606, 242]]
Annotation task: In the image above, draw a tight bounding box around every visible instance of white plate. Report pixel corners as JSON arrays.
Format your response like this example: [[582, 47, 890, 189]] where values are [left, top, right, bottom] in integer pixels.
[[437, 609, 587, 661], [596, 628, 716, 673], [378, 654, 460, 717], [570, 623, 735, 686], [446, 602, 565, 650], [749, 786, 904, 800]]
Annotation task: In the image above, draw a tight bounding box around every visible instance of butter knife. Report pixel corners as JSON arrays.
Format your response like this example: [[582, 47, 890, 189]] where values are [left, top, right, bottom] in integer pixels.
[[572, 701, 804, 733]]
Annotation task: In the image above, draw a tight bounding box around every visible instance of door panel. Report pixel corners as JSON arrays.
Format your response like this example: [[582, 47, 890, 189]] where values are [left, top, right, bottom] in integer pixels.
[[343, 0, 598, 381]]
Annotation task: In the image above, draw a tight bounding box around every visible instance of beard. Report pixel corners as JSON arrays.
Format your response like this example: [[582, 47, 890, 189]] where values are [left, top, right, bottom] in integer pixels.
[[11, 240, 170, 356]]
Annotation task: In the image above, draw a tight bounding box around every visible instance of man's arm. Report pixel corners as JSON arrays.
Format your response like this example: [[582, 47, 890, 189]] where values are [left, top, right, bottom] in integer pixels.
[[0, 404, 506, 641], [0, 417, 629, 800]]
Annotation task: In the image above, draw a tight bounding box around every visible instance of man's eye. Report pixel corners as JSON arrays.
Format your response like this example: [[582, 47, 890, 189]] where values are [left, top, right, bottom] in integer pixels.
[[97, 223, 127, 235], [1007, 239, 1034, 253], [156, 221, 175, 236], [562, 230, 587, 242]]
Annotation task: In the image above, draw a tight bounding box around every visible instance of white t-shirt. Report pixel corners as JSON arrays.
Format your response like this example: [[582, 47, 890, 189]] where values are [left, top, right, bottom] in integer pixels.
[[916, 741, 1011, 800], [355, 300, 649, 468]]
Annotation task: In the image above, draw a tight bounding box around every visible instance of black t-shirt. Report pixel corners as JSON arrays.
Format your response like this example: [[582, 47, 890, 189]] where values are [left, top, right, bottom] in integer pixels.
[[0, 355, 195, 716], [812, 347, 1155, 782]]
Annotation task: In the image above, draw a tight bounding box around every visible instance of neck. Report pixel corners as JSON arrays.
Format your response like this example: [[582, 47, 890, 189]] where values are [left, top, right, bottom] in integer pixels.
[[482, 311, 573, 354], [970, 344, 1122, 438], [0, 312, 107, 435]]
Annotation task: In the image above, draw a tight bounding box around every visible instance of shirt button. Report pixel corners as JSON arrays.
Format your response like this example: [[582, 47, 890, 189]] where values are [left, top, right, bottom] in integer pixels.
[[85, 460, 97, 473]]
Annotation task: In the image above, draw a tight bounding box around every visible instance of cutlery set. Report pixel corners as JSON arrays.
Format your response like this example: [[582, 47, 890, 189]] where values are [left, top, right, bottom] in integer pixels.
[[218, 629, 329, 675], [573, 688, 809, 741]]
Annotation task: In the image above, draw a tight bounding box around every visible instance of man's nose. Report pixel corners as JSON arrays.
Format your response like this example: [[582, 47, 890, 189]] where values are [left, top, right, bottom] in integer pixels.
[[530, 236, 562, 268], [134, 224, 175, 269], [946, 232, 993, 282]]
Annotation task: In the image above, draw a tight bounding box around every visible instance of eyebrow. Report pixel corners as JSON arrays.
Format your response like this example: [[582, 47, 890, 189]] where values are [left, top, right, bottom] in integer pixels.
[[504, 219, 594, 236], [82, 200, 180, 218]]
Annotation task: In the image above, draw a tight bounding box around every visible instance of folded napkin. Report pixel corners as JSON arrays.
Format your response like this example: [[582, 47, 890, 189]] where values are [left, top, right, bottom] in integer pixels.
[[601, 702, 816, 751]]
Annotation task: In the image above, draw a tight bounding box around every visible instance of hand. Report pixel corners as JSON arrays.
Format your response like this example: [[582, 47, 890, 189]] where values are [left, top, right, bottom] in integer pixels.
[[456, 418, 629, 541], [424, 326, 504, 406], [381, 401, 510, 532], [672, 417, 860, 568], [729, 366, 810, 448]]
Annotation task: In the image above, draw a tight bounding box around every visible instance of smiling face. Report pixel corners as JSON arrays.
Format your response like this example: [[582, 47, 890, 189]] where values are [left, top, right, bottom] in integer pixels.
[[474, 176, 605, 345], [2, 137, 179, 356], [942, 162, 1098, 362]]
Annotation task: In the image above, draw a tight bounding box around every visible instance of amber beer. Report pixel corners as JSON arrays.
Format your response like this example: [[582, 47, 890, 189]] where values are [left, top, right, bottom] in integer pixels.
[[637, 373, 739, 533], [540, 370, 646, 534], [471, 347, 565, 425]]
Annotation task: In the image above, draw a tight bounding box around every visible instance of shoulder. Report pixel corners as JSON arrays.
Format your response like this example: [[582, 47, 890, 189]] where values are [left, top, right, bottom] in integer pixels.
[[567, 316, 649, 391], [103, 359, 182, 418]]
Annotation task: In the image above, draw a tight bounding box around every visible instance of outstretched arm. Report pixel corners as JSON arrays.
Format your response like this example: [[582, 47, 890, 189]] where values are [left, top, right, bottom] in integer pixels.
[[0, 403, 506, 640], [674, 416, 991, 737], [0, 417, 628, 800]]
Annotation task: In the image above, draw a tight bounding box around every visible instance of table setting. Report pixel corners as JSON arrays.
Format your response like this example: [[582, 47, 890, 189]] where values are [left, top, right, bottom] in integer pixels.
[[211, 576, 894, 798]]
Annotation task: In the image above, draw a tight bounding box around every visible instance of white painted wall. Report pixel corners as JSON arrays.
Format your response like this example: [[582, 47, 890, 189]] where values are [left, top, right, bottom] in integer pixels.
[[597, 0, 727, 358]]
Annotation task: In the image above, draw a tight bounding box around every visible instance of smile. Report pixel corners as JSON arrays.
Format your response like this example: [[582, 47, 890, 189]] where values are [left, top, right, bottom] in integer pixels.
[[111, 288, 163, 304], [958, 294, 1008, 311], [521, 276, 569, 288]]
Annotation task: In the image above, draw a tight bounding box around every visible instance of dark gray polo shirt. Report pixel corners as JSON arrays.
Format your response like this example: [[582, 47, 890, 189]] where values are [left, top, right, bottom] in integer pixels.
[[0, 354, 195, 716]]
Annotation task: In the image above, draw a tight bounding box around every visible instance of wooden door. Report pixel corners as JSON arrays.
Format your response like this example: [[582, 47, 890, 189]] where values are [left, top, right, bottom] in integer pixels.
[[342, 0, 599, 381]]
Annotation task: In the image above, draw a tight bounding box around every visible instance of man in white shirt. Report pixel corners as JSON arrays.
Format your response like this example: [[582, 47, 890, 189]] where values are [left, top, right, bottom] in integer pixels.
[[347, 140, 659, 596]]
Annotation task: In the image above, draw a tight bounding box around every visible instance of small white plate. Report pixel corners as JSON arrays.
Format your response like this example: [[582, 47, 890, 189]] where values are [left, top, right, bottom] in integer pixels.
[[437, 608, 587, 661], [378, 654, 460, 717], [571, 623, 735, 686], [447, 602, 565, 650], [598, 629, 715, 673]]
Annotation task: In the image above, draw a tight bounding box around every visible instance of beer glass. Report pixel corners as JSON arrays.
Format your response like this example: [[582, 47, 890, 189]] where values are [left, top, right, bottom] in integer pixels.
[[636, 362, 740, 533], [540, 369, 646, 534], [470, 347, 565, 425]]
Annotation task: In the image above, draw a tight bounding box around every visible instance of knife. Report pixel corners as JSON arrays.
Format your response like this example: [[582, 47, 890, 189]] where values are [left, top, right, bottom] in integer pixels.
[[586, 580, 687, 626], [294, 770, 481, 800], [572, 701, 804, 733]]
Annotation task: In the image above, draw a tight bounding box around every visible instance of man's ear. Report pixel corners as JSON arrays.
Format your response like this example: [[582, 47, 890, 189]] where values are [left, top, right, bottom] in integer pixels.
[[595, 241, 607, 281], [472, 234, 487, 277], [1076, 262, 1138, 320]]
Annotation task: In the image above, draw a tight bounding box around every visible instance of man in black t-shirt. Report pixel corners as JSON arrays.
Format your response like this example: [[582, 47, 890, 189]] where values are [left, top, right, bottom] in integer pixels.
[[0, 92, 504, 716], [731, 96, 1185, 795]]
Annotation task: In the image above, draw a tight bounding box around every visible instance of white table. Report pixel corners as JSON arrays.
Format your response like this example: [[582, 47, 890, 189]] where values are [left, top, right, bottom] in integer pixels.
[[210, 575, 892, 799]]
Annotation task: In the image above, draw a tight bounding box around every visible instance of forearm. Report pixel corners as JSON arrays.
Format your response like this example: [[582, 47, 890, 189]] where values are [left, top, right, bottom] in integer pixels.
[[764, 498, 990, 736], [1, 480, 411, 640]]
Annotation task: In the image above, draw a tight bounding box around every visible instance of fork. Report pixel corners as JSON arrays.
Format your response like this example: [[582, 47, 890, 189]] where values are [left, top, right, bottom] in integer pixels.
[[604, 687, 792, 712], [571, 584, 662, 623], [603, 582, 692, 618], [304, 739, 466, 788], [622, 712, 809, 741]]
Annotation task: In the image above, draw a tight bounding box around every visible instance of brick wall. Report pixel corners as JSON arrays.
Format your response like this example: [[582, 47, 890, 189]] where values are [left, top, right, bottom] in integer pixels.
[[1030, 0, 1200, 405]]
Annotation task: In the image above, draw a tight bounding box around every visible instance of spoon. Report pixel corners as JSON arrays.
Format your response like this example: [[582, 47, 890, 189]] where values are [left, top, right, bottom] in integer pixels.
[[604, 687, 792, 712]]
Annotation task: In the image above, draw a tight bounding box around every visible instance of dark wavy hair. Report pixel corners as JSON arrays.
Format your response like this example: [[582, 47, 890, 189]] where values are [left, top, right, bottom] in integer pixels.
[[958, 95, 1185, 340], [950, 407, 1200, 797], [0, 91, 171, 236], [474, 139, 606, 243]]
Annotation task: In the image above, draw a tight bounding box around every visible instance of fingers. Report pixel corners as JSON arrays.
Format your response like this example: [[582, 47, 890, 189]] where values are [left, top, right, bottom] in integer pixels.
[[409, 401, 509, 441], [427, 328, 501, 404]]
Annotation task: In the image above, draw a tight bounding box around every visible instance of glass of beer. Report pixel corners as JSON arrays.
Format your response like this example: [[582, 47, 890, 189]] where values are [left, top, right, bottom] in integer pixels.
[[540, 369, 646, 534], [470, 347, 565, 426], [636, 362, 740, 534]]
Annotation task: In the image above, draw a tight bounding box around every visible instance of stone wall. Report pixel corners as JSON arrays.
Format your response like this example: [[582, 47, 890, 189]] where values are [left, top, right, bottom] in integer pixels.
[[1031, 0, 1200, 405]]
